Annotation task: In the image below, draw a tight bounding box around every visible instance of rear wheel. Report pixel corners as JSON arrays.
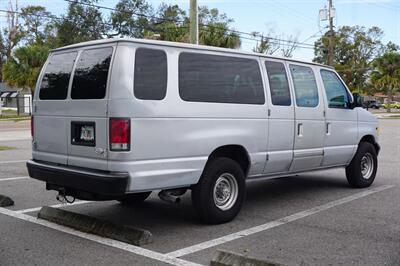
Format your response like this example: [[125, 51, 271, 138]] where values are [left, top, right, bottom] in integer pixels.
[[118, 192, 152, 205], [346, 142, 378, 188], [192, 157, 246, 224]]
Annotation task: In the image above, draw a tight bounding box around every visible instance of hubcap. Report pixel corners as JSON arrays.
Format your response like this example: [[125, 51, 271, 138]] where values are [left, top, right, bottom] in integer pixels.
[[360, 153, 374, 180], [213, 173, 238, 211]]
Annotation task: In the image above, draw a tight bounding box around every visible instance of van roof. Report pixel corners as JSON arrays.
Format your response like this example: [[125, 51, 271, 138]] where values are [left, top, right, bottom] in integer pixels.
[[52, 38, 333, 69]]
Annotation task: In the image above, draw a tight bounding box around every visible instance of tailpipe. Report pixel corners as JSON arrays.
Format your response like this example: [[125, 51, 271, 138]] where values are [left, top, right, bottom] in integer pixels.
[[158, 188, 187, 204]]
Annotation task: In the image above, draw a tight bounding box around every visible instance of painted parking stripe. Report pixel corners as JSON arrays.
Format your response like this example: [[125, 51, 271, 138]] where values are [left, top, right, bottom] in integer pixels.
[[16, 200, 92, 214], [0, 176, 29, 181], [167, 185, 394, 258], [0, 160, 27, 165], [0, 207, 201, 266]]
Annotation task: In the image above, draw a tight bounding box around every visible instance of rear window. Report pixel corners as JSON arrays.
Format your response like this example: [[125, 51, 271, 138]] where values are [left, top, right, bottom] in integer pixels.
[[179, 53, 265, 105], [134, 48, 167, 100], [39, 52, 77, 100], [71, 47, 113, 99]]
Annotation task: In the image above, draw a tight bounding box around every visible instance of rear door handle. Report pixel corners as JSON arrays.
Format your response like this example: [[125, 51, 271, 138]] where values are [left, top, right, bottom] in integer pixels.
[[297, 123, 303, 137]]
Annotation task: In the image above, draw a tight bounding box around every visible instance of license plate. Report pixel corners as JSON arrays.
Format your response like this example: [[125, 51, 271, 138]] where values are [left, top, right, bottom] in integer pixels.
[[71, 121, 96, 146], [80, 126, 94, 141]]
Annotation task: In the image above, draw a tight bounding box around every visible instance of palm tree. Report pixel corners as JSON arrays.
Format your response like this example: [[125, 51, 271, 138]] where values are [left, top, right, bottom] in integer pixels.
[[370, 52, 400, 106], [2, 45, 49, 94]]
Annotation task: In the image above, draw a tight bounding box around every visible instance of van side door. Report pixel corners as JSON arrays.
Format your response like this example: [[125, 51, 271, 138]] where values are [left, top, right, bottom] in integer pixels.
[[263, 59, 295, 174], [319, 68, 358, 166], [288, 63, 325, 171]]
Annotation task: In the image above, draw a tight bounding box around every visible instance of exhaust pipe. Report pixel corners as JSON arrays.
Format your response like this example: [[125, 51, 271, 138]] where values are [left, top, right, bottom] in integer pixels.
[[158, 188, 187, 204]]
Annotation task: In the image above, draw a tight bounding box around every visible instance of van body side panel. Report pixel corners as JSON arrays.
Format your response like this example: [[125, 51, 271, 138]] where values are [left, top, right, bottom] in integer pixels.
[[107, 44, 268, 191]]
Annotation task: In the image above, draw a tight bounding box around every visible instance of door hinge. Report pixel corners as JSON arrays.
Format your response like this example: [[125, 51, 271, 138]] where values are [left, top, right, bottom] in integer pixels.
[[34, 105, 37, 113], [266, 153, 269, 161], [323, 110, 326, 117], [268, 109, 271, 117]]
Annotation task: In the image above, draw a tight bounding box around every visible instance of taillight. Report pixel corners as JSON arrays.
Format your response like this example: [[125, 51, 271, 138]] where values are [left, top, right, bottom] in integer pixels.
[[31, 116, 34, 138], [110, 118, 130, 151]]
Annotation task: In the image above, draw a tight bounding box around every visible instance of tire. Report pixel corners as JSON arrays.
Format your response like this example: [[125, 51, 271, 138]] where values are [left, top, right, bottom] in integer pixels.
[[118, 192, 151, 205], [192, 157, 246, 224], [346, 142, 378, 188]]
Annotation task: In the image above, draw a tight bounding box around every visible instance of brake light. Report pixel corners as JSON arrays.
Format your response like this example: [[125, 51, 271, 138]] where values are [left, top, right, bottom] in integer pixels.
[[31, 116, 34, 138], [110, 118, 130, 151]]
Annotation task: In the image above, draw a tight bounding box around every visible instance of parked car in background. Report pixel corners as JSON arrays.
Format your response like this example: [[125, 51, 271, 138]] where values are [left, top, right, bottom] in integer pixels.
[[364, 100, 382, 109], [383, 102, 400, 109]]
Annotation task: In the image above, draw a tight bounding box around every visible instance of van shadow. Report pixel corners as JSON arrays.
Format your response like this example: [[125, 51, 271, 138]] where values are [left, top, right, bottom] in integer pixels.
[[79, 173, 351, 230]]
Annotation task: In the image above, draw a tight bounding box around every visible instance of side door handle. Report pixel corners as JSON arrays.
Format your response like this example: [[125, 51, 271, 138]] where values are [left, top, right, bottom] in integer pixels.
[[326, 122, 331, 135], [297, 123, 303, 137]]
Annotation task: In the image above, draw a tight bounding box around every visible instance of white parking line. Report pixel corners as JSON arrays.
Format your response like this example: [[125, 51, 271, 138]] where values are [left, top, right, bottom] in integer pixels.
[[0, 160, 28, 164], [0, 160, 27, 165], [16, 200, 92, 214], [0, 207, 201, 266], [0, 176, 29, 181], [166, 185, 394, 258]]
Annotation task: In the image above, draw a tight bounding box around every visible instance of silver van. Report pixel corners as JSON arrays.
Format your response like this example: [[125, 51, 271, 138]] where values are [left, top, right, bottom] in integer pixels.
[[27, 38, 380, 224]]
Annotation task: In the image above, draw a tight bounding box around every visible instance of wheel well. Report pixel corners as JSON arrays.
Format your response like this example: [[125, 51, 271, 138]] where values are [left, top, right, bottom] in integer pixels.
[[207, 145, 250, 176], [360, 135, 380, 154]]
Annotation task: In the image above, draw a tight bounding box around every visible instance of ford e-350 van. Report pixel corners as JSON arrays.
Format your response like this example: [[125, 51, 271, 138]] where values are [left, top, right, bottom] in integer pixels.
[[27, 38, 380, 224]]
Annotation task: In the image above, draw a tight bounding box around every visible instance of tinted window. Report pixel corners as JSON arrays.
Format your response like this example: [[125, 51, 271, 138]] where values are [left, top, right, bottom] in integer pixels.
[[134, 48, 167, 100], [39, 52, 77, 100], [179, 53, 265, 104], [71, 47, 112, 99], [265, 61, 291, 106], [290, 65, 319, 107], [321, 70, 350, 108]]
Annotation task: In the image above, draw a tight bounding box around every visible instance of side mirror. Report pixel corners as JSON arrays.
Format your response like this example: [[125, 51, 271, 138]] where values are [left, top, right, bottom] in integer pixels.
[[349, 93, 363, 109]]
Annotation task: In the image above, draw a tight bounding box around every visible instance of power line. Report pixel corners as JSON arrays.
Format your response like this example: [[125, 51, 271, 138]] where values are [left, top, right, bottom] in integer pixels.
[[0, 3, 315, 51], [62, 0, 316, 48]]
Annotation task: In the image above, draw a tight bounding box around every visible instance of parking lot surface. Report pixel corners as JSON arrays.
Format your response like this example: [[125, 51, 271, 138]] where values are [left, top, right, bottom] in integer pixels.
[[0, 119, 399, 266]]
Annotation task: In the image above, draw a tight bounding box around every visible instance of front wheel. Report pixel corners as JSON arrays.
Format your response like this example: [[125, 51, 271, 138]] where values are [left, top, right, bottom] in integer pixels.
[[346, 142, 378, 188], [192, 157, 246, 224]]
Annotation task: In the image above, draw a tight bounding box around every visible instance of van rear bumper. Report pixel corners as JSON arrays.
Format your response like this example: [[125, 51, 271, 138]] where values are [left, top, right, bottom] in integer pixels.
[[27, 160, 129, 200]]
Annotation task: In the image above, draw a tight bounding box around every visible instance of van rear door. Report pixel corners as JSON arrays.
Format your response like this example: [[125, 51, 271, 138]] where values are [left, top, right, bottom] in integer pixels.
[[65, 46, 114, 171], [33, 51, 78, 165]]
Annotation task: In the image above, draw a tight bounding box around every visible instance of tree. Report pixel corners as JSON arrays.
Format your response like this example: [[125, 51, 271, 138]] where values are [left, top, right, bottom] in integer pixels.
[[252, 31, 298, 58], [153, 3, 189, 42], [2, 45, 49, 94], [19, 6, 55, 46], [110, 0, 152, 38], [313, 26, 384, 92], [370, 52, 400, 103], [55, 0, 108, 47], [198, 7, 241, 49]]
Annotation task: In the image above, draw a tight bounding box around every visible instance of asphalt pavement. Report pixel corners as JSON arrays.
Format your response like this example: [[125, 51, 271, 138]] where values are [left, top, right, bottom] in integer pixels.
[[0, 118, 399, 266]]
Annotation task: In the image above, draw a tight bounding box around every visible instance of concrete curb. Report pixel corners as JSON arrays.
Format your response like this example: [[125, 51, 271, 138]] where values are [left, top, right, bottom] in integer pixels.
[[211, 250, 283, 266], [0, 194, 14, 207], [38, 206, 152, 246]]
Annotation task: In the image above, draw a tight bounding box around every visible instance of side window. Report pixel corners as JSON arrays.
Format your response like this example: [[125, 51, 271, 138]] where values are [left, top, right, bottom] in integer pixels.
[[265, 61, 291, 106], [39, 52, 77, 100], [320, 70, 350, 108], [290, 65, 319, 107], [134, 48, 167, 100], [71, 47, 113, 99], [179, 53, 265, 105]]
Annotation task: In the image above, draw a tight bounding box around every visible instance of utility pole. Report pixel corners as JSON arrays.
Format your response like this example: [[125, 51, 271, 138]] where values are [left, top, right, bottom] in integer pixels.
[[328, 0, 334, 66], [189, 0, 198, 44]]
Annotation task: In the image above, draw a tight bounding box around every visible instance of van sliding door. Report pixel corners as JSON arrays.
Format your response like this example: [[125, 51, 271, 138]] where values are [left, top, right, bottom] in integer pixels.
[[263, 60, 295, 174]]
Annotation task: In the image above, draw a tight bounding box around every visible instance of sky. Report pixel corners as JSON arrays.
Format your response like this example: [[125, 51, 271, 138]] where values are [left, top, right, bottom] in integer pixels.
[[1, 0, 399, 62]]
